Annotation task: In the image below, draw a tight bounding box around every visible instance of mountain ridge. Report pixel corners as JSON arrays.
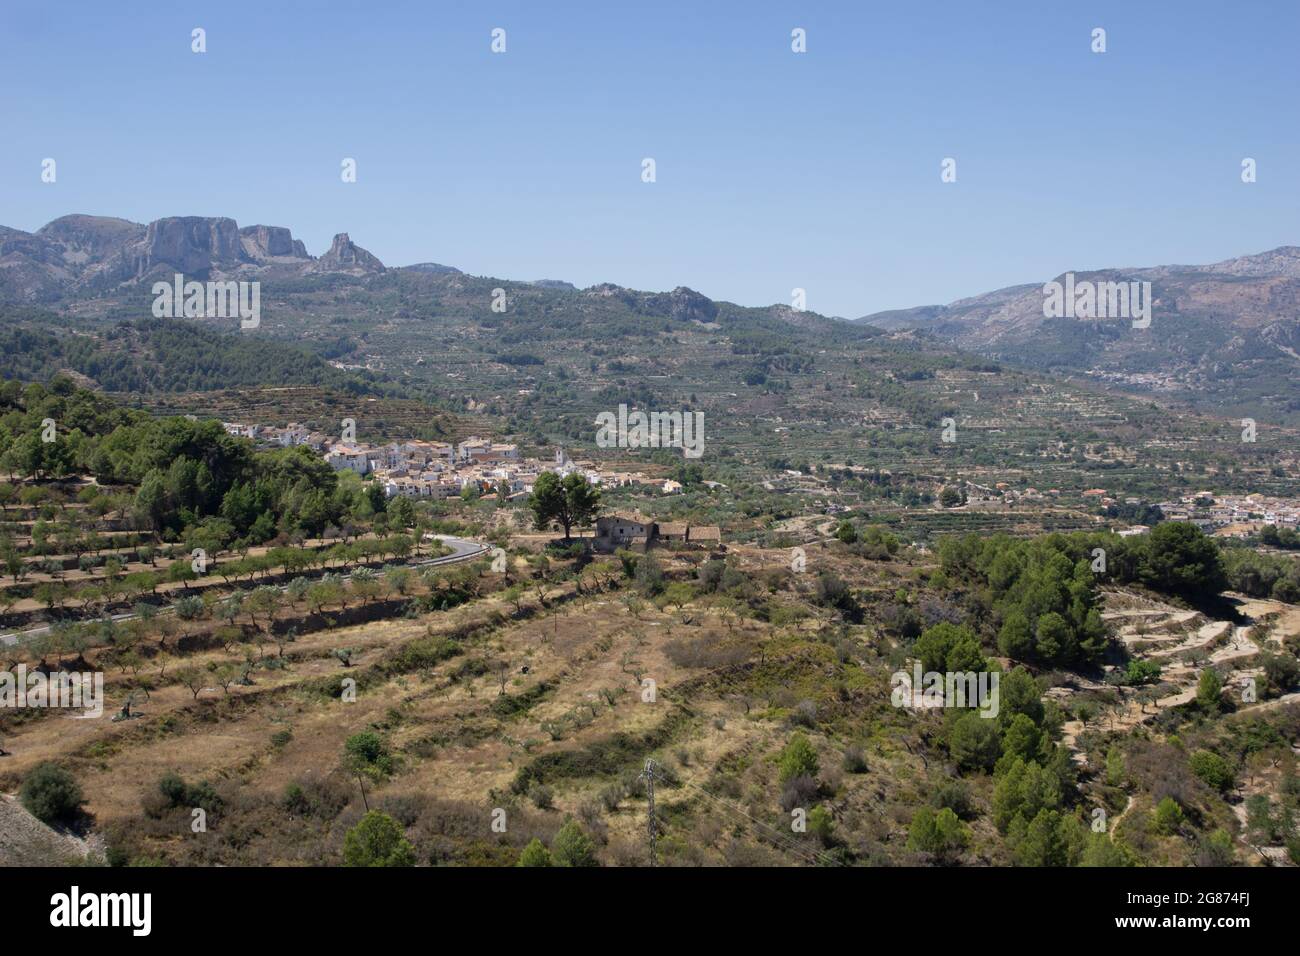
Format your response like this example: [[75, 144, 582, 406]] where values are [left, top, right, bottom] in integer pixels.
[[4, 213, 1298, 422], [856, 246, 1300, 419], [0, 214, 385, 303]]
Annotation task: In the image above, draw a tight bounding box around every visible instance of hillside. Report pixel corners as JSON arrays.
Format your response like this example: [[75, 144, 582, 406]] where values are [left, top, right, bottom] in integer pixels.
[[0, 317, 379, 395], [1, 456, 1297, 866], [2, 213, 1298, 507], [7, 211, 1298, 430], [857, 248, 1300, 422], [0, 794, 94, 866], [0, 362, 1297, 871]]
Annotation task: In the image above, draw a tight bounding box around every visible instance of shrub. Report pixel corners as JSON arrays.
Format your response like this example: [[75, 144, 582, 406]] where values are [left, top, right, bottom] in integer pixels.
[[780, 774, 820, 813], [1193, 828, 1235, 866], [930, 779, 974, 819], [281, 778, 350, 820], [807, 805, 835, 845], [907, 806, 969, 860], [157, 772, 188, 807], [344, 731, 395, 780], [778, 732, 819, 784], [790, 699, 818, 729], [1196, 668, 1224, 710], [342, 810, 416, 867], [173, 595, 205, 621], [517, 838, 553, 867], [1124, 659, 1163, 686], [914, 622, 984, 674], [552, 819, 598, 867], [1153, 796, 1185, 835], [947, 711, 1001, 773], [528, 784, 555, 810], [1189, 750, 1234, 792], [20, 762, 84, 824], [154, 773, 222, 815], [282, 783, 310, 815], [633, 552, 664, 597], [842, 746, 867, 774], [1260, 652, 1300, 696], [185, 780, 223, 815]]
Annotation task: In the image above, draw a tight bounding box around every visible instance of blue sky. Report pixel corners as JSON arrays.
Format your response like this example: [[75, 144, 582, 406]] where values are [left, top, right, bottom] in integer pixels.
[[2, 0, 1297, 317]]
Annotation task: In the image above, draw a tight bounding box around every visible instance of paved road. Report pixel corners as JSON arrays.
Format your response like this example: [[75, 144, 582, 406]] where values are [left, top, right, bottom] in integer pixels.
[[0, 535, 489, 649]]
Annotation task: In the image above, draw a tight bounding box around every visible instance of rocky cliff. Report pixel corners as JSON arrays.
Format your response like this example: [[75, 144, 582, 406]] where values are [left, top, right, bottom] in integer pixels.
[[307, 233, 386, 276], [0, 214, 384, 303]]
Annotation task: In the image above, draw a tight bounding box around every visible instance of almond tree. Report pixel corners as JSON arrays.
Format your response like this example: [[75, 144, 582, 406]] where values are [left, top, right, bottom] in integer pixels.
[[246, 585, 281, 632], [350, 567, 381, 605], [175, 666, 206, 701], [210, 661, 238, 695]]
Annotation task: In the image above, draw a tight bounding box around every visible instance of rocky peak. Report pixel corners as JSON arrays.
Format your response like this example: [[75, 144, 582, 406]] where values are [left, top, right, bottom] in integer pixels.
[[129, 217, 244, 277], [666, 286, 719, 322], [309, 232, 385, 275], [0, 213, 389, 302], [239, 224, 309, 261]]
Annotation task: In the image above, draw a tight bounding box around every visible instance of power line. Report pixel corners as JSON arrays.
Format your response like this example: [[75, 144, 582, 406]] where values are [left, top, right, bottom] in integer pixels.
[[687, 784, 839, 867]]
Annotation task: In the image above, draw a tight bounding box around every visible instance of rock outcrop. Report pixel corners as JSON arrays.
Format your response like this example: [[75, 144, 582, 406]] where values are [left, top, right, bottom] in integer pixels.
[[126, 216, 245, 279], [240, 224, 310, 261], [0, 214, 386, 302], [308, 233, 385, 276]]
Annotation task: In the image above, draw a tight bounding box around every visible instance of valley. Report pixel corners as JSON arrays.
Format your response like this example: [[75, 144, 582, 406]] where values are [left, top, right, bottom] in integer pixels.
[[1, 212, 1297, 870]]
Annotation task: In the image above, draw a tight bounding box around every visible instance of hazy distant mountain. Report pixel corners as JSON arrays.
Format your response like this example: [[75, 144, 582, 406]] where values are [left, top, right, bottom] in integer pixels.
[[0, 214, 384, 303], [5, 213, 1296, 421], [857, 248, 1300, 419], [401, 262, 462, 275]]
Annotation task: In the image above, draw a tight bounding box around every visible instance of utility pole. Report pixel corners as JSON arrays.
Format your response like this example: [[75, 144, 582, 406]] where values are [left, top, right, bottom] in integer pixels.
[[640, 758, 658, 867]]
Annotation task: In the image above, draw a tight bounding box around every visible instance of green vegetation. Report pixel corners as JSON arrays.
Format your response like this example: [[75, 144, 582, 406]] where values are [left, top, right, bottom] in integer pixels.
[[517, 838, 553, 867], [778, 732, 820, 784], [551, 819, 599, 867], [19, 762, 85, 824], [0, 319, 375, 395], [907, 806, 970, 862], [940, 523, 1232, 671], [528, 472, 600, 541], [0, 316, 1293, 873], [343, 810, 416, 867]]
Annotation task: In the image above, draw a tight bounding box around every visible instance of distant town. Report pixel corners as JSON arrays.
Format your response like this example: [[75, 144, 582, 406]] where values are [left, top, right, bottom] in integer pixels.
[[220, 421, 685, 501]]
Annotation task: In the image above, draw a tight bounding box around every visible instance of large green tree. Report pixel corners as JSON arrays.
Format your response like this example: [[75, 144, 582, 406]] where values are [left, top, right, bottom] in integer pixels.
[[1139, 521, 1228, 596], [343, 811, 416, 867], [528, 472, 600, 541]]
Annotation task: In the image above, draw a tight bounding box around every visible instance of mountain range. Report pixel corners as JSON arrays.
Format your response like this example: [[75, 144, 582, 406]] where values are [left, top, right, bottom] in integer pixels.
[[857, 248, 1300, 419], [1, 213, 1297, 422], [0, 214, 386, 303]]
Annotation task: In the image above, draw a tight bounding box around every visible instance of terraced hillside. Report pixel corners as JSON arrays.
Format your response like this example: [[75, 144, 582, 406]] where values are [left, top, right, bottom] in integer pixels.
[[4, 513, 1298, 867]]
